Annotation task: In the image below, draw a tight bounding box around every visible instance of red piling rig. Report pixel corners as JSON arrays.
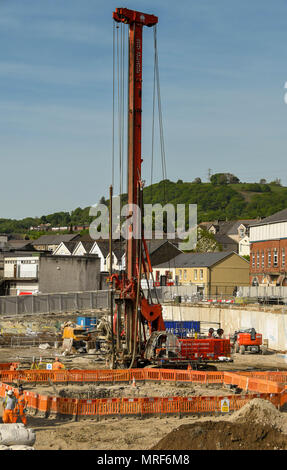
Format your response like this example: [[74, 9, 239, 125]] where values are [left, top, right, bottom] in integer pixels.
[[111, 8, 164, 368]]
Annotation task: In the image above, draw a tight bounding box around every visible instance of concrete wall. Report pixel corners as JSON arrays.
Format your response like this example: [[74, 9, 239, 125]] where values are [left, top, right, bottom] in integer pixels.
[[39, 255, 100, 293], [162, 304, 287, 352]]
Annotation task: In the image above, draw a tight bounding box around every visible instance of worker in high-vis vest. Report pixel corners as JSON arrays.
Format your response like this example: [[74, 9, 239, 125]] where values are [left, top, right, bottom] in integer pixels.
[[52, 357, 65, 370], [2, 390, 18, 423], [16, 386, 27, 426]]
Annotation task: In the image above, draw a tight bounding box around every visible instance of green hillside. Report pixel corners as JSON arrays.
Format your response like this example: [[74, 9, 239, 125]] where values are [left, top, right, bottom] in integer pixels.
[[142, 180, 287, 222], [1, 178, 287, 236]]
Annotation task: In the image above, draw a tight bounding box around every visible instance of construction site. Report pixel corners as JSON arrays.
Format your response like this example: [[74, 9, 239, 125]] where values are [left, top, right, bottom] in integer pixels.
[[0, 300, 287, 451], [1, 6, 287, 455]]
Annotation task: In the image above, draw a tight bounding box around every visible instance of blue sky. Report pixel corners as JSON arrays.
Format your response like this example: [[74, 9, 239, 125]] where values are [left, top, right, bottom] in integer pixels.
[[1, 0, 287, 219]]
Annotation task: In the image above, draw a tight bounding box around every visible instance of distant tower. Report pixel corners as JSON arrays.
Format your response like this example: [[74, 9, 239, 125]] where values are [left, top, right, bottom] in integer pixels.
[[207, 169, 212, 182]]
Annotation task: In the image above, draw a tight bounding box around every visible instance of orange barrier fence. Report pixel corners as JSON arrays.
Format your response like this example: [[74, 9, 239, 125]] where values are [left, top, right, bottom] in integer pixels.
[[1, 366, 287, 419], [0, 368, 225, 385], [224, 372, 284, 394], [235, 371, 287, 384], [0, 380, 283, 418]]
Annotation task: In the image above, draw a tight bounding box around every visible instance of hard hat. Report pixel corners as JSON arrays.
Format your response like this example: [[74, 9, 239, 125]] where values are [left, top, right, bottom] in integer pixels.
[[7, 390, 13, 396]]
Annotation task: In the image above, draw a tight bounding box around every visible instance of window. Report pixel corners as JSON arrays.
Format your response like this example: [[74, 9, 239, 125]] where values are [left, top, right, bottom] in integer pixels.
[[282, 249, 285, 267], [184, 269, 187, 281], [268, 250, 271, 267], [252, 253, 255, 268], [257, 251, 260, 268], [200, 269, 203, 280], [179, 270, 182, 281], [194, 269, 198, 280], [274, 248, 278, 267], [261, 251, 264, 268]]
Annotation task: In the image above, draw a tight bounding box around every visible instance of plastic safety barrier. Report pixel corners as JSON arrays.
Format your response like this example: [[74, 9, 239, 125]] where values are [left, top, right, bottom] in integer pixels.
[[0, 367, 286, 419], [0, 381, 282, 419], [0, 368, 226, 385]]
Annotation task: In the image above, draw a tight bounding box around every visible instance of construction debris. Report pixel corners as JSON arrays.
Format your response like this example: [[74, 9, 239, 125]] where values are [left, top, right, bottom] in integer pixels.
[[39, 343, 51, 350]]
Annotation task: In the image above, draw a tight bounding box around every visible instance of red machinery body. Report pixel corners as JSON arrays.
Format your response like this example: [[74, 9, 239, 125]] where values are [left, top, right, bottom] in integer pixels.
[[230, 329, 262, 354], [237, 333, 262, 347], [179, 338, 231, 361]]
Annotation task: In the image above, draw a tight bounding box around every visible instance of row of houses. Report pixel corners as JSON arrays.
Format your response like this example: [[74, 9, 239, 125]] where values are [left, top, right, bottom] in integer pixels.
[[0, 235, 182, 296], [29, 223, 90, 232], [198, 218, 258, 256], [1, 207, 286, 296]]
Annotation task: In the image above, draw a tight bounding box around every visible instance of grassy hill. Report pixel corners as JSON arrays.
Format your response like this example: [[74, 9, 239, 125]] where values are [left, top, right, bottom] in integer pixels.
[[141, 180, 287, 222], [1, 180, 287, 235]]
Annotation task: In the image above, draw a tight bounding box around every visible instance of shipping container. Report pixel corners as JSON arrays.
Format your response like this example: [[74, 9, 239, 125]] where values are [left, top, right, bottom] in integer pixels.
[[164, 320, 200, 338]]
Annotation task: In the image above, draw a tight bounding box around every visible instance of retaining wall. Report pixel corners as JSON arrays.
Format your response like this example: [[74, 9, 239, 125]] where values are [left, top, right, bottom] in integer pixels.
[[162, 304, 287, 352]]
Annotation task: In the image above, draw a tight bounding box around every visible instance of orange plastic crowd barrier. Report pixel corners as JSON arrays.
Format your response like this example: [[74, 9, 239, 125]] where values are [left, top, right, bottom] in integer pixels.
[[0, 379, 283, 419], [0, 368, 225, 385], [0, 367, 287, 419], [223, 372, 284, 394]]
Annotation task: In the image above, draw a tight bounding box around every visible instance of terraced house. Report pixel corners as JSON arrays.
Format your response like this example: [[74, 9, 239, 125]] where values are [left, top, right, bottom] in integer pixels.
[[153, 251, 249, 296]]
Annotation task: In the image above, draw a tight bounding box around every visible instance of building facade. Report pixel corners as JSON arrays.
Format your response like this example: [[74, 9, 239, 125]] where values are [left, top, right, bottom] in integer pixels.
[[249, 209, 287, 286], [3, 253, 40, 295], [153, 251, 249, 295]]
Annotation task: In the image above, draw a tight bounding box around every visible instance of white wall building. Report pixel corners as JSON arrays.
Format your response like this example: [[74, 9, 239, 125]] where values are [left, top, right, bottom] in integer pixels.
[[239, 235, 250, 257], [4, 254, 40, 295], [4, 255, 39, 279]]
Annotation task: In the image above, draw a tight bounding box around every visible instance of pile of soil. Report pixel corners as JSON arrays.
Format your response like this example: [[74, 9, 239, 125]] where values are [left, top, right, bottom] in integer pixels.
[[152, 399, 287, 450], [228, 398, 284, 430], [152, 421, 287, 450]]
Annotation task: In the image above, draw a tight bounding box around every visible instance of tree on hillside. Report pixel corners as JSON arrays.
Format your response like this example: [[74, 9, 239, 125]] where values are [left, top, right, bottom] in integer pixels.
[[210, 173, 240, 185], [270, 178, 282, 186], [182, 227, 222, 253]]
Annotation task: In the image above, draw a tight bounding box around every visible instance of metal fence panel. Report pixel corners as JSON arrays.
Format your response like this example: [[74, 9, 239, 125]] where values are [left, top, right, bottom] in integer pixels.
[[0, 290, 110, 316]]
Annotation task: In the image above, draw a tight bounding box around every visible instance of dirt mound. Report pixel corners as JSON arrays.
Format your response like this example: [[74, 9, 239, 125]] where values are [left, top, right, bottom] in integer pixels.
[[228, 398, 284, 431], [151, 421, 287, 450]]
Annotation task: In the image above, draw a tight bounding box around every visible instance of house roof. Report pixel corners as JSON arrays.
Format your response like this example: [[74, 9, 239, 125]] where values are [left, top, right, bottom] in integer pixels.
[[226, 219, 259, 235], [214, 233, 238, 246], [92, 240, 110, 258], [62, 241, 79, 253], [199, 219, 258, 236], [32, 234, 80, 245], [77, 233, 95, 243], [82, 241, 95, 252], [250, 208, 287, 227], [153, 251, 237, 269], [6, 240, 35, 250]]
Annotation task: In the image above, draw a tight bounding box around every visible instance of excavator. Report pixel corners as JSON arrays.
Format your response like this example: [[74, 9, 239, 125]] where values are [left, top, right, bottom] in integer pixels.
[[108, 8, 231, 370]]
